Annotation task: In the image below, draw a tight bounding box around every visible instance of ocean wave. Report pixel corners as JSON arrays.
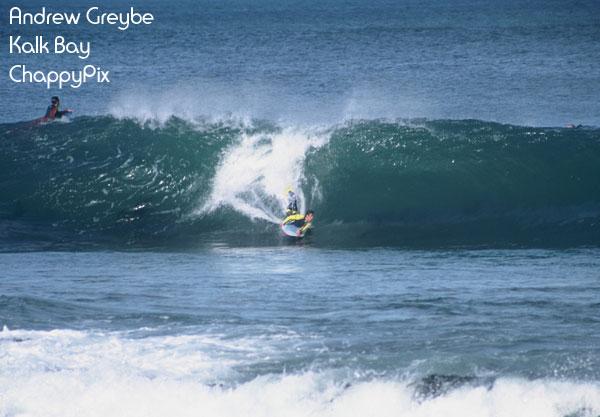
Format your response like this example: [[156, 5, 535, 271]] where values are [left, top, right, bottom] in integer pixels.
[[1, 327, 599, 417], [1, 116, 599, 248]]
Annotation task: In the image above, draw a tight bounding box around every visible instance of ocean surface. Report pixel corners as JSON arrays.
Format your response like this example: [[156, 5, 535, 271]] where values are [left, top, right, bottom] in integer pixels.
[[2, 0, 600, 126], [2, 249, 600, 417], [2, 0, 600, 416]]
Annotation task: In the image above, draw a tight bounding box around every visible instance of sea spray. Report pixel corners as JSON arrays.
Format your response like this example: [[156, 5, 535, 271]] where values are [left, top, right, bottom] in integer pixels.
[[199, 128, 329, 223]]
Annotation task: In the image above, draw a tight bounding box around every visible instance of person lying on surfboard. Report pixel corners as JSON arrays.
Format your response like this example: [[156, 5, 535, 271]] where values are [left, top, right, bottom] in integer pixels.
[[282, 210, 314, 237], [39, 96, 73, 123]]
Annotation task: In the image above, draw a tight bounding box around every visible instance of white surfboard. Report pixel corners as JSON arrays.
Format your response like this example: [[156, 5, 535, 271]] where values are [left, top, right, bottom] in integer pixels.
[[281, 223, 304, 238]]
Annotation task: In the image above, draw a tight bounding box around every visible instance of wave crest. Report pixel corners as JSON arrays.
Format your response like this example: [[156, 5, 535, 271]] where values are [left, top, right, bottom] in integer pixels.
[[1, 117, 599, 248]]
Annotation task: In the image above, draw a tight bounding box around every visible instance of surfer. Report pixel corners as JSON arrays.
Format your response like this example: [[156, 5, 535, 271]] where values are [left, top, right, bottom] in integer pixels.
[[286, 188, 299, 215], [282, 210, 314, 237], [40, 96, 73, 122]]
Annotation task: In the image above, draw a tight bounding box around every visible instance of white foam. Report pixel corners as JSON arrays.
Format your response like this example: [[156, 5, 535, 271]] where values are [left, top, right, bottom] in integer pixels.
[[108, 86, 332, 223], [1, 327, 600, 417], [198, 128, 328, 223], [0, 328, 237, 382]]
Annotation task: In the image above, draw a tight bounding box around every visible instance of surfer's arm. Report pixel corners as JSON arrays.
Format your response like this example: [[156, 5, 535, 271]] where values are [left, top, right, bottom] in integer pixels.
[[298, 222, 312, 235], [283, 213, 303, 225], [56, 109, 73, 118]]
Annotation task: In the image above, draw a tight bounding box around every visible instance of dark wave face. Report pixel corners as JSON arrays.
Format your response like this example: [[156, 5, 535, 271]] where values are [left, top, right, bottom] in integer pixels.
[[305, 120, 600, 247], [1, 117, 599, 249]]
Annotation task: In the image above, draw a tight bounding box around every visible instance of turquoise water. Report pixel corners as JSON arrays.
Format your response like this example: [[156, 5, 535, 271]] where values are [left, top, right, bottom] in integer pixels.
[[1, 118, 599, 249]]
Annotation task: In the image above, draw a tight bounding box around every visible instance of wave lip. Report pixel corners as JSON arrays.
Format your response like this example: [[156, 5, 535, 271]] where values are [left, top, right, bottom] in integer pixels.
[[1, 117, 599, 248]]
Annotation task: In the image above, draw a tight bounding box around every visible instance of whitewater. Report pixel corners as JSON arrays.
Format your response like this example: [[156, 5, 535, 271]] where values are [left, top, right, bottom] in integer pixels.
[[2, 249, 600, 417]]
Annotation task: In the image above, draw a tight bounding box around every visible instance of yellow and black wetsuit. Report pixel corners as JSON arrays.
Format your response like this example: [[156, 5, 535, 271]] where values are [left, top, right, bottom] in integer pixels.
[[282, 213, 312, 235]]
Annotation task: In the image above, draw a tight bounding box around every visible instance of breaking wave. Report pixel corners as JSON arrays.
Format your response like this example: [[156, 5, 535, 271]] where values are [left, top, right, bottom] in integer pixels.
[[1, 116, 599, 249], [1, 327, 600, 417]]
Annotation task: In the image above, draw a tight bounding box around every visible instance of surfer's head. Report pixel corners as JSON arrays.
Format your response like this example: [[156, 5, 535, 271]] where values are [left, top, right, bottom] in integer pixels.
[[305, 210, 314, 222], [51, 96, 60, 107]]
